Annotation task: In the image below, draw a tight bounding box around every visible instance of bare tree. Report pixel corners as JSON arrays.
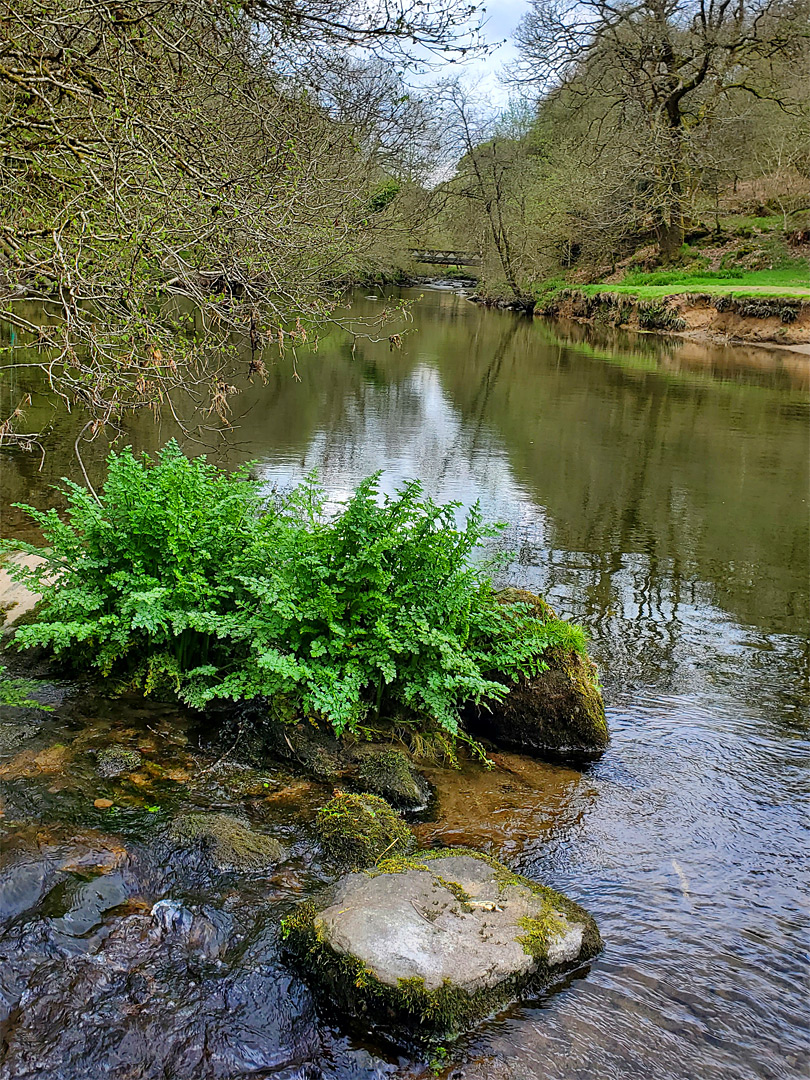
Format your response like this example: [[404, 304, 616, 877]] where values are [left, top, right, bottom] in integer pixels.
[[515, 0, 810, 258], [436, 82, 537, 307], [0, 0, 483, 452]]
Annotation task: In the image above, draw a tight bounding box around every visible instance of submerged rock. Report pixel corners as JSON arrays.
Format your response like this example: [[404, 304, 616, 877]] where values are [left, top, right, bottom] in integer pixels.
[[469, 588, 609, 761], [0, 827, 131, 928], [261, 712, 348, 780], [355, 748, 432, 812], [0, 906, 322, 1080], [315, 793, 414, 869], [169, 812, 284, 872], [96, 745, 142, 777], [282, 847, 601, 1042], [0, 717, 42, 754]]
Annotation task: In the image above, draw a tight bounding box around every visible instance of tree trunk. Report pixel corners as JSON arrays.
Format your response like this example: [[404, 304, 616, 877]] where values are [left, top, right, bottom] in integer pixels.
[[656, 106, 686, 262], [657, 214, 684, 262]]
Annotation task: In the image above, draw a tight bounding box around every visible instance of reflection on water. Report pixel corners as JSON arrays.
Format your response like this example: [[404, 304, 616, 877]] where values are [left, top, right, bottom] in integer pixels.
[[1, 289, 808, 1079]]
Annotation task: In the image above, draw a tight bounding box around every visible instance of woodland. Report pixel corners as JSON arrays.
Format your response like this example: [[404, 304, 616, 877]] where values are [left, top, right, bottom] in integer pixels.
[[0, 0, 808, 444]]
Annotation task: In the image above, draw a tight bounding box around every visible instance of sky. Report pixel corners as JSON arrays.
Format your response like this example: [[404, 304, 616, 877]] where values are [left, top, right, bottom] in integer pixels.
[[408, 0, 528, 108], [471, 0, 527, 100]]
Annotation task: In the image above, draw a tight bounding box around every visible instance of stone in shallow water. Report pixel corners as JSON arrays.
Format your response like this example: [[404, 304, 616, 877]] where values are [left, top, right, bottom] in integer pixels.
[[468, 589, 609, 763], [315, 793, 414, 869], [169, 812, 285, 872], [354, 748, 432, 812], [96, 745, 142, 777], [282, 848, 601, 1041]]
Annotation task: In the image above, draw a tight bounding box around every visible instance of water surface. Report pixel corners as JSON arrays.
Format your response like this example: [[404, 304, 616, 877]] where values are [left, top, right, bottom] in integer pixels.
[[1, 289, 808, 1079]]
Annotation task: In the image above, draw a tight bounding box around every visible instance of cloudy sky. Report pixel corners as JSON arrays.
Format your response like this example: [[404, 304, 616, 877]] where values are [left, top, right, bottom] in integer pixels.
[[407, 0, 528, 105], [463, 0, 527, 100]]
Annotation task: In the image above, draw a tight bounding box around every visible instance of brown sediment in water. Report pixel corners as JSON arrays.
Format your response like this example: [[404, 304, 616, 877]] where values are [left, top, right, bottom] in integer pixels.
[[414, 749, 594, 855]]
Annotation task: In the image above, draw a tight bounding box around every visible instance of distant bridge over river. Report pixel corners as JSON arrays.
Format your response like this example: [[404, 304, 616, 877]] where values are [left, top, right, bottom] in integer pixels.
[[408, 248, 482, 267]]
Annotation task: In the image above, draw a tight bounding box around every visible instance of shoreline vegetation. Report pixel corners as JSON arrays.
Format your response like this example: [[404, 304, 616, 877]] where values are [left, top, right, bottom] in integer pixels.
[[470, 285, 810, 354], [0, 444, 608, 766], [358, 266, 810, 353]]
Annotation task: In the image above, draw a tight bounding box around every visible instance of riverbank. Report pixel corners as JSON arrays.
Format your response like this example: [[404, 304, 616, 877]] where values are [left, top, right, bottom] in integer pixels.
[[535, 289, 810, 353]]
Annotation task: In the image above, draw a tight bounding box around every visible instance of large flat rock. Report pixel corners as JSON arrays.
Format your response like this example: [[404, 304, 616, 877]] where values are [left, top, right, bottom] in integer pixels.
[[282, 848, 601, 1040], [318, 855, 585, 993]]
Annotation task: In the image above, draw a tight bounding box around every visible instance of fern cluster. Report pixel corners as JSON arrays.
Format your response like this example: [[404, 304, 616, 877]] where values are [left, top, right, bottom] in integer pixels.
[[2, 443, 586, 740]]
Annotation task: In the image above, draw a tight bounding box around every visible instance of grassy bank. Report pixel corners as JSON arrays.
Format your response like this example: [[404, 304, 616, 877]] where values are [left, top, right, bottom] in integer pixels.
[[578, 264, 809, 300]]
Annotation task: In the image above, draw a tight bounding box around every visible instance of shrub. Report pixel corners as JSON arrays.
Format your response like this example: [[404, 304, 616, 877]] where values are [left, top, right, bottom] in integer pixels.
[[2, 443, 587, 741], [2, 442, 266, 683]]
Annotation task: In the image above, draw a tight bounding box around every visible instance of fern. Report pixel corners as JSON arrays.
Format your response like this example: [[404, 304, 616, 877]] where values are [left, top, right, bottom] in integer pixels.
[[2, 444, 587, 740]]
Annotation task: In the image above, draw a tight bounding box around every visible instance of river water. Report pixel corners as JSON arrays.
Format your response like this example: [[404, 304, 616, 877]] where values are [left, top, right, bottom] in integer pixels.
[[0, 288, 808, 1079]]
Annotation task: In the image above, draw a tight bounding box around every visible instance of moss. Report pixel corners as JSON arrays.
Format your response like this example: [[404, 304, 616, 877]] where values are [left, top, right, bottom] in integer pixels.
[[496, 587, 556, 622], [169, 811, 284, 871], [516, 908, 567, 957], [281, 846, 602, 1044], [355, 748, 429, 810], [315, 792, 415, 868], [96, 746, 142, 777], [367, 853, 430, 876], [434, 876, 472, 911]]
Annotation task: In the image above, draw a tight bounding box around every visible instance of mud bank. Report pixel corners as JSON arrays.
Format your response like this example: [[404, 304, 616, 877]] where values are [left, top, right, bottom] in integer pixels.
[[537, 289, 810, 352]]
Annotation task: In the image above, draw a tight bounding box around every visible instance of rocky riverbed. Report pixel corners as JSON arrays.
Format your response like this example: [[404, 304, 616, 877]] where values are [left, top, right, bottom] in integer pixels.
[[0, 607, 615, 1079]]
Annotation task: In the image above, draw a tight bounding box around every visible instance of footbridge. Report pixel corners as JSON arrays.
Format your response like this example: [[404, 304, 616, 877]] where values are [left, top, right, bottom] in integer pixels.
[[408, 248, 482, 267]]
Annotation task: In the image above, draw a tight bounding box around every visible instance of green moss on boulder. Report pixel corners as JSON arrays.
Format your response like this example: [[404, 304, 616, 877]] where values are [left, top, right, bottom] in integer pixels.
[[169, 812, 284, 872], [470, 590, 608, 761], [315, 792, 415, 868], [281, 847, 601, 1044], [355, 748, 432, 811]]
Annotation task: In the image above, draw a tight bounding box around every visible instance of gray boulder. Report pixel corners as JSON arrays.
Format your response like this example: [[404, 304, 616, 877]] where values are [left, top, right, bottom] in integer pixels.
[[282, 848, 600, 1041]]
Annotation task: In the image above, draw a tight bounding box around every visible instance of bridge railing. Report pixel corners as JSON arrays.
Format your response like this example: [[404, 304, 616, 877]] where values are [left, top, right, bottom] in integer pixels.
[[407, 249, 482, 267]]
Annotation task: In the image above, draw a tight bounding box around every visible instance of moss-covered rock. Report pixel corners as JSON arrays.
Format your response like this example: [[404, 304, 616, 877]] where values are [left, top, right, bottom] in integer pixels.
[[496, 587, 557, 622], [315, 792, 414, 868], [261, 713, 348, 781], [469, 589, 608, 762], [355, 748, 432, 812], [281, 847, 600, 1044], [169, 812, 284, 872], [96, 746, 142, 778]]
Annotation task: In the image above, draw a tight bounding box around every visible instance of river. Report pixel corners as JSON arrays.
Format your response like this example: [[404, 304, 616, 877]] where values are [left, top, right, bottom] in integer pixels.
[[0, 287, 808, 1080]]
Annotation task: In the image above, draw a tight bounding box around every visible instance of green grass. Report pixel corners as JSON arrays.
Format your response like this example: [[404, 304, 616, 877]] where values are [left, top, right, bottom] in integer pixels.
[[584, 261, 809, 299], [719, 214, 784, 234], [584, 283, 808, 298]]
